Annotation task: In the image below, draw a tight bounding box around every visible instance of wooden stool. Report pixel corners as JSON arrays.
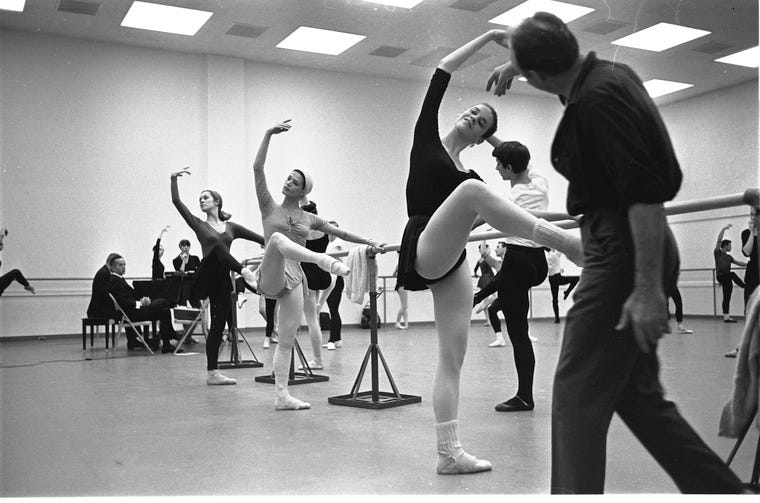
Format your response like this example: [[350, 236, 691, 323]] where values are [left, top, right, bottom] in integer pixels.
[[81, 317, 115, 350]]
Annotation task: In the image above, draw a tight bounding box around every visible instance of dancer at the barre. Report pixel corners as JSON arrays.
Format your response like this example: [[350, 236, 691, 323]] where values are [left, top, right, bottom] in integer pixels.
[[546, 249, 578, 324], [0, 228, 36, 296], [393, 263, 409, 330], [395, 30, 582, 475], [251, 121, 385, 410], [318, 222, 346, 349], [714, 224, 747, 323], [151, 225, 170, 280], [487, 12, 744, 493], [668, 286, 693, 334], [297, 199, 332, 370], [471, 140, 551, 412], [171, 169, 265, 385], [472, 242, 505, 328], [724, 206, 759, 358]]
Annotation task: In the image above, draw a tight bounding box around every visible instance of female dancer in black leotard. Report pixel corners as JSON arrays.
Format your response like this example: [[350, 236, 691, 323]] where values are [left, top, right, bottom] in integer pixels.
[[395, 30, 583, 474], [171, 169, 265, 385], [298, 199, 332, 369], [0, 228, 35, 296]]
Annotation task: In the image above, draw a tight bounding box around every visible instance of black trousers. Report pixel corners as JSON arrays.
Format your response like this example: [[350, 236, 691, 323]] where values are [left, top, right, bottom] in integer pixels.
[[495, 245, 547, 402], [551, 209, 743, 494], [716, 272, 744, 314], [130, 298, 177, 345], [0, 269, 29, 296], [669, 285, 684, 323], [196, 247, 239, 371], [327, 276, 344, 342], [549, 273, 579, 321]]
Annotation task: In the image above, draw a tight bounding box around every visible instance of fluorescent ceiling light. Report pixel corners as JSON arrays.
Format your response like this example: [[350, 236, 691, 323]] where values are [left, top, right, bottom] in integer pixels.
[[643, 79, 693, 98], [489, 0, 594, 27], [612, 22, 709, 52], [715, 46, 759, 68], [0, 0, 25, 12], [361, 0, 425, 7], [121, 1, 213, 36], [277, 26, 366, 55]]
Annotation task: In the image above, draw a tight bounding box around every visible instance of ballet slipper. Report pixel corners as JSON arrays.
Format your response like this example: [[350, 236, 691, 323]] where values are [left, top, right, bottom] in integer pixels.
[[436, 451, 492, 475], [275, 393, 311, 410], [329, 260, 350, 276]]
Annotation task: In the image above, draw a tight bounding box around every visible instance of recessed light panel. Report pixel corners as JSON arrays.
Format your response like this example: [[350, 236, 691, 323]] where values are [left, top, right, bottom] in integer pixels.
[[0, 0, 25, 12], [612, 22, 709, 52], [489, 0, 594, 27], [361, 0, 425, 7], [277, 26, 366, 55], [643, 79, 693, 98], [121, 1, 213, 36], [714, 46, 759, 68]]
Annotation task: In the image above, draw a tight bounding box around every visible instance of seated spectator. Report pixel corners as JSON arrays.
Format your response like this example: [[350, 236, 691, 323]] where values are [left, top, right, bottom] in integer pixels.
[[107, 254, 183, 353], [173, 239, 202, 308], [173, 239, 201, 273]]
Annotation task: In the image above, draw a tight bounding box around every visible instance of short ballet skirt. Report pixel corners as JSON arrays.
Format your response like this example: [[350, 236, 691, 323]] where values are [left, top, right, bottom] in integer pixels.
[[302, 262, 331, 291], [254, 258, 305, 299], [396, 214, 467, 291]]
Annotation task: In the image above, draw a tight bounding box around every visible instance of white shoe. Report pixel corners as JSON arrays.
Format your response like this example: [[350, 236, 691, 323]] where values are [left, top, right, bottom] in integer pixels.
[[529, 335, 538, 342], [677, 326, 694, 334], [263, 337, 271, 349], [488, 333, 506, 347], [271, 333, 279, 344], [326, 342, 336, 350], [207, 370, 236, 385], [298, 360, 324, 370], [334, 340, 342, 348]]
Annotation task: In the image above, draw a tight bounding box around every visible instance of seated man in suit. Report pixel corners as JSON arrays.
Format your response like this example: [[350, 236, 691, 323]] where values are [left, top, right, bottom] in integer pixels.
[[87, 253, 142, 349], [107, 254, 182, 353]]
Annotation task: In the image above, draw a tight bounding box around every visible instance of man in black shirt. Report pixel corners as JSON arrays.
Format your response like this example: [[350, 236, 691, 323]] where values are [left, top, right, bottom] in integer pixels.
[[487, 12, 744, 494]]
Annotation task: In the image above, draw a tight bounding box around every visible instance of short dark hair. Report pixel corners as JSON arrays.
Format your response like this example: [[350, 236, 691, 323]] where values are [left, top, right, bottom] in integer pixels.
[[480, 102, 498, 139], [497, 241, 507, 248], [512, 12, 579, 75], [721, 239, 731, 248], [493, 141, 530, 173], [179, 239, 191, 247], [107, 253, 123, 267], [301, 200, 317, 215]]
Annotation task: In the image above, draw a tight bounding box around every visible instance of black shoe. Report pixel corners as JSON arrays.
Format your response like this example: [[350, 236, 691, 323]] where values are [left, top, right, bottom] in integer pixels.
[[162, 344, 183, 354], [149, 341, 160, 351], [495, 396, 534, 412], [554, 318, 560, 324], [127, 343, 144, 350]]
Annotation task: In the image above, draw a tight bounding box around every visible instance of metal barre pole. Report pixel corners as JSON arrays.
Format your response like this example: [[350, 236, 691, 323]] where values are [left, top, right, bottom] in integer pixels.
[[241, 188, 758, 263]]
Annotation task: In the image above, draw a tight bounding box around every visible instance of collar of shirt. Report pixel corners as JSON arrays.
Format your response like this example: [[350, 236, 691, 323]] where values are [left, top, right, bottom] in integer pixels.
[[559, 51, 598, 106], [110, 272, 124, 278]]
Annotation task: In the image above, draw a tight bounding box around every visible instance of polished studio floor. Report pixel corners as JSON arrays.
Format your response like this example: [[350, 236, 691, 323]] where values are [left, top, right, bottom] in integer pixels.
[[0, 316, 756, 496]]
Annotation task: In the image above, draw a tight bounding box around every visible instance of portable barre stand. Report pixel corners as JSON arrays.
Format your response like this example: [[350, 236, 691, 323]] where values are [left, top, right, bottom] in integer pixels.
[[329, 248, 421, 409], [254, 338, 329, 385], [218, 272, 263, 369]]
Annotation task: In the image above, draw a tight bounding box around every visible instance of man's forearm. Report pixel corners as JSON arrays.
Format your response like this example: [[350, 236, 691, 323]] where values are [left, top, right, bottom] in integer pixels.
[[628, 203, 665, 291]]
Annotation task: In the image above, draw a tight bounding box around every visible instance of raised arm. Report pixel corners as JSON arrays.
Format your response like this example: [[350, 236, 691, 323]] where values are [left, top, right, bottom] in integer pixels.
[[439, 29, 509, 75], [170, 168, 198, 227], [253, 121, 291, 212], [715, 224, 731, 252]]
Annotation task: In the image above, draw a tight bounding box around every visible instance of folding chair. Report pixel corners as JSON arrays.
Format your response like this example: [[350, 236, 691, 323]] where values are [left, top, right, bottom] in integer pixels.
[[171, 299, 209, 354], [108, 293, 155, 354]]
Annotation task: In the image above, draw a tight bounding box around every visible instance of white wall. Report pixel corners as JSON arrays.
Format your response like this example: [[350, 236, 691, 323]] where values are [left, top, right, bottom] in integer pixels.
[[0, 29, 756, 337]]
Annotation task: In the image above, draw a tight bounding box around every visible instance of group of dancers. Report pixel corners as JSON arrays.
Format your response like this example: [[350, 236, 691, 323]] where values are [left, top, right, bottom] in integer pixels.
[[160, 13, 752, 492], [3, 11, 749, 494]]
